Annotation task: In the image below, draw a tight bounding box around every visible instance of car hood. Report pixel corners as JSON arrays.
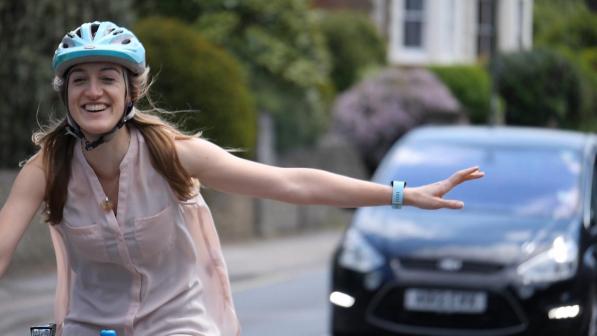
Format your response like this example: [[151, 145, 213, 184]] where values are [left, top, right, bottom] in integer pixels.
[[355, 208, 580, 265]]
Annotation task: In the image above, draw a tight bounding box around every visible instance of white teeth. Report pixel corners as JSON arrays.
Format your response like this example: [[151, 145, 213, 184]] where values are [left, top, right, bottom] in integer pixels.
[[84, 103, 108, 112]]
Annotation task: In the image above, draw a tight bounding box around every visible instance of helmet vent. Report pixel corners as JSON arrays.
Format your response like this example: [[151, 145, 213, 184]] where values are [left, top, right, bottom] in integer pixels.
[[74, 28, 82, 38], [113, 29, 123, 35], [90, 23, 100, 38], [62, 42, 69, 48], [122, 39, 131, 45]]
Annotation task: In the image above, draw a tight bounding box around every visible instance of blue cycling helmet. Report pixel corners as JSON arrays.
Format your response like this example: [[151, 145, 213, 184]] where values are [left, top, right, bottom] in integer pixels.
[[53, 21, 145, 77], [53, 21, 145, 150]]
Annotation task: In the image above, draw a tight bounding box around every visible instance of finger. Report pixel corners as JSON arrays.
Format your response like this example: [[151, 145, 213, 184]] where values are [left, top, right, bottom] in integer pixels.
[[449, 166, 484, 185], [440, 199, 464, 209], [464, 170, 485, 181]]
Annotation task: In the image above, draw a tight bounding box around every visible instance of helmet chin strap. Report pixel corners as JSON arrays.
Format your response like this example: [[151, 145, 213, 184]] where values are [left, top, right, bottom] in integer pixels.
[[63, 69, 136, 151], [66, 102, 135, 150]]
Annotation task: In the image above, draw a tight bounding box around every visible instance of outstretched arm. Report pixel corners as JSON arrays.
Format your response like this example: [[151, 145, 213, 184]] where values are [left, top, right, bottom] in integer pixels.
[[0, 155, 46, 278], [176, 138, 484, 209]]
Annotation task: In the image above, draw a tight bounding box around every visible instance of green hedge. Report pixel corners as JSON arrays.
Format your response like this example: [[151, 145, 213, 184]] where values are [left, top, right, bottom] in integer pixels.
[[317, 10, 386, 92], [494, 49, 583, 127], [429, 65, 491, 124], [535, 3, 597, 51], [135, 17, 257, 154], [565, 47, 597, 127]]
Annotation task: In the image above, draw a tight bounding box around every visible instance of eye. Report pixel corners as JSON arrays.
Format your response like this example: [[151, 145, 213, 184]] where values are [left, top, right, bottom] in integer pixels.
[[71, 77, 86, 84], [102, 77, 116, 82]]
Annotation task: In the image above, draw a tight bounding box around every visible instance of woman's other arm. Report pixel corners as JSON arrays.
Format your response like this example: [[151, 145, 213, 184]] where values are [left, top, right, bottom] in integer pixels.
[[0, 155, 46, 278], [176, 138, 484, 210]]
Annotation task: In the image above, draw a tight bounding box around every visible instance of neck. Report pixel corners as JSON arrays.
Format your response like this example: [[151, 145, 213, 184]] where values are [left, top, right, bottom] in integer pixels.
[[82, 126, 131, 179]]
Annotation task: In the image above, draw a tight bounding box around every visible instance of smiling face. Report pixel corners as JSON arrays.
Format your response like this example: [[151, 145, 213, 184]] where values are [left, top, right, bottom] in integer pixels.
[[66, 62, 128, 137]]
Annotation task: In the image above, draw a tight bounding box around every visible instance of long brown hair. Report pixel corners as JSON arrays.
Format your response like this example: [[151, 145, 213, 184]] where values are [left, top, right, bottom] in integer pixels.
[[34, 67, 197, 225]]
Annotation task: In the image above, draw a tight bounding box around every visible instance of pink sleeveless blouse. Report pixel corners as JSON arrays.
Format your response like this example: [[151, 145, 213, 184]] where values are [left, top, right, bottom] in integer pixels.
[[48, 127, 240, 335]]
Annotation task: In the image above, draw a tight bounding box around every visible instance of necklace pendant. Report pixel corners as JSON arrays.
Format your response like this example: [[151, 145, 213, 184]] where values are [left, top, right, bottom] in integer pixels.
[[101, 197, 113, 211]]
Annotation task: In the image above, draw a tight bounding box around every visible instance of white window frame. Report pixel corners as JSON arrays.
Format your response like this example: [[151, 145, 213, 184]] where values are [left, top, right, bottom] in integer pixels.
[[402, 0, 426, 50]]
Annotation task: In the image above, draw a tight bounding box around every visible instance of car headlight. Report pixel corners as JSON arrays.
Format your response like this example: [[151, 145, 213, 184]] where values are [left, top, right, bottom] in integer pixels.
[[517, 235, 578, 285], [339, 228, 385, 273]]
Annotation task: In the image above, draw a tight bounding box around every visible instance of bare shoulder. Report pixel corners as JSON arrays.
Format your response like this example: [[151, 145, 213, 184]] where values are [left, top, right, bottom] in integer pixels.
[[24, 150, 46, 172], [174, 137, 216, 178], [6, 150, 47, 201]]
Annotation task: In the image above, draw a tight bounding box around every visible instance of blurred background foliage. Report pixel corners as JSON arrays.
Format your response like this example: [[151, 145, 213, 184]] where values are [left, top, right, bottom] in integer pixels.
[[428, 65, 491, 125], [530, 0, 597, 130], [332, 67, 463, 171], [135, 17, 257, 154], [315, 10, 387, 92], [137, 0, 335, 151], [1, 0, 596, 170], [194, 0, 334, 152], [425, 0, 596, 131], [493, 49, 583, 127], [0, 0, 133, 168]]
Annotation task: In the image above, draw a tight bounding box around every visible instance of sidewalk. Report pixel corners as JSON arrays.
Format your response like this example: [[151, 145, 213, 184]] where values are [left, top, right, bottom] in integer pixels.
[[0, 229, 343, 335]]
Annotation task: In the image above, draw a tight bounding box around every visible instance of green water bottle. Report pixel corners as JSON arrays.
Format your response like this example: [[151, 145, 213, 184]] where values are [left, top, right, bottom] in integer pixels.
[[99, 330, 117, 336]]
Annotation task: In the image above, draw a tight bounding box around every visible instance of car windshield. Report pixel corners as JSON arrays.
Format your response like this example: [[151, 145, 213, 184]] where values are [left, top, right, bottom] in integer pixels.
[[374, 141, 582, 219]]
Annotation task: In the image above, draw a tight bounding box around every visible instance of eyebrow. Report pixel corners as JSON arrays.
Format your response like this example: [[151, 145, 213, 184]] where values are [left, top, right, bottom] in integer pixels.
[[100, 66, 121, 73], [69, 66, 122, 75]]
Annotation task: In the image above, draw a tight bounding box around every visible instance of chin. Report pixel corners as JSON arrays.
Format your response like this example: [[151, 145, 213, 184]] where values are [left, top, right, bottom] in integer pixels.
[[79, 121, 120, 137]]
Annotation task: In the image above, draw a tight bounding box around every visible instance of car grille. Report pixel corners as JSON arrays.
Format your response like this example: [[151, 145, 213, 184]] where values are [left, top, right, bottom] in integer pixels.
[[398, 257, 505, 274], [367, 285, 526, 335]]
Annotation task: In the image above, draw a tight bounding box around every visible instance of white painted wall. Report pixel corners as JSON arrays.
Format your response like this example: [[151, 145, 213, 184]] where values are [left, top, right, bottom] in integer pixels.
[[377, 0, 533, 65], [498, 0, 534, 52]]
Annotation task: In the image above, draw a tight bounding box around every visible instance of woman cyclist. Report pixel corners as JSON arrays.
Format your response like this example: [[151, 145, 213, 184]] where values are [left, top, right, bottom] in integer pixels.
[[0, 21, 483, 335]]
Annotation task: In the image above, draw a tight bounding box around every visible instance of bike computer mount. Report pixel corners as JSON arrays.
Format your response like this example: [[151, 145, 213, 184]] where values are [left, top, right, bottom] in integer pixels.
[[30, 323, 56, 336]]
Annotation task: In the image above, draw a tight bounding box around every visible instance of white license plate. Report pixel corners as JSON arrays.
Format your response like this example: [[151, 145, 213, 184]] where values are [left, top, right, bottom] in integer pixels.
[[404, 288, 487, 314]]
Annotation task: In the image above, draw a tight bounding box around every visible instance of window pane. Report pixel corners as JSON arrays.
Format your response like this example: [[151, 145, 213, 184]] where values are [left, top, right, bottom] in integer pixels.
[[406, 0, 423, 11], [404, 21, 422, 47], [403, 0, 424, 48], [477, 0, 495, 57], [479, 0, 493, 23]]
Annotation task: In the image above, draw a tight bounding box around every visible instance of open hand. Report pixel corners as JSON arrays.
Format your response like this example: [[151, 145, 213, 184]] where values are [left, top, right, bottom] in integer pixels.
[[405, 166, 485, 210]]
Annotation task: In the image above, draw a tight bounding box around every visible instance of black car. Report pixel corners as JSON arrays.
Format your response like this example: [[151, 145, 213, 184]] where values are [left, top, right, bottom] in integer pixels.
[[330, 126, 597, 336]]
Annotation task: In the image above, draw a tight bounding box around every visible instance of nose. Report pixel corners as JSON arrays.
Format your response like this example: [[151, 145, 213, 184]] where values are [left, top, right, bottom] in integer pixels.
[[84, 78, 103, 99]]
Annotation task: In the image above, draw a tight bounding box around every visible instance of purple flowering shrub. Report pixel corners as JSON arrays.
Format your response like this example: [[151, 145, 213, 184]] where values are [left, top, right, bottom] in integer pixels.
[[331, 67, 465, 171]]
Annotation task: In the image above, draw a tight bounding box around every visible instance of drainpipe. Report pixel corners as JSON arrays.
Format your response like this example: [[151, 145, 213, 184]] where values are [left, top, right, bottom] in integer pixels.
[[489, 0, 503, 126]]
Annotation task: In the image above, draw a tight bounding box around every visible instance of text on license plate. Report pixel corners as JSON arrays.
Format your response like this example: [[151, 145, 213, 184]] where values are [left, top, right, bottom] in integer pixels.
[[404, 288, 487, 314]]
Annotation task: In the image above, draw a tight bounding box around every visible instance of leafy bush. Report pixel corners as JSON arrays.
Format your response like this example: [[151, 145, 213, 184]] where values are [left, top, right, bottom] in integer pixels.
[[533, 0, 597, 130], [534, 0, 597, 51], [429, 65, 491, 124], [565, 48, 597, 126], [332, 67, 462, 172], [494, 49, 583, 127], [317, 10, 387, 92], [135, 17, 257, 154], [194, 0, 333, 152]]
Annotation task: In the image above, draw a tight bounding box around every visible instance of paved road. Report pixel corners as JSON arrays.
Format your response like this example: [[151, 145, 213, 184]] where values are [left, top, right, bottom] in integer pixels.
[[234, 266, 330, 336], [0, 229, 342, 335]]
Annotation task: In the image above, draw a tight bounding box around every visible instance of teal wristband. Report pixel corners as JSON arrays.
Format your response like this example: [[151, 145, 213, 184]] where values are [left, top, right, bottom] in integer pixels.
[[391, 180, 406, 209]]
